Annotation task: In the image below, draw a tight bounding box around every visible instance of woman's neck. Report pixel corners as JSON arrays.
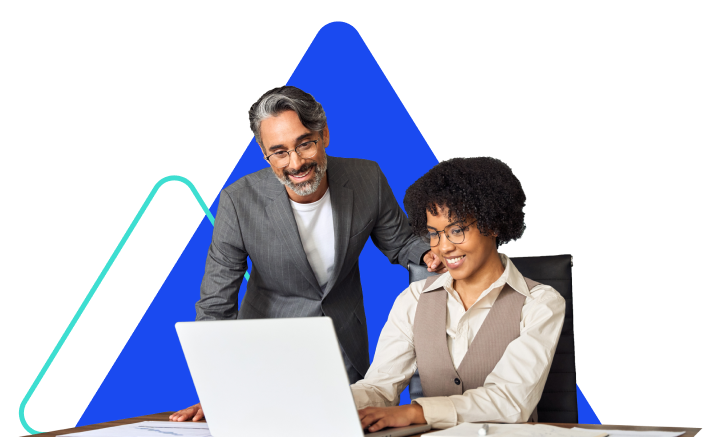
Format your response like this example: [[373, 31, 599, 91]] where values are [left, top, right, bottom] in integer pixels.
[[454, 252, 505, 310]]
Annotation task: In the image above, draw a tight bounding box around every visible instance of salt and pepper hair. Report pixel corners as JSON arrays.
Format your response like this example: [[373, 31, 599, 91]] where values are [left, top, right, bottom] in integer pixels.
[[248, 86, 327, 147]]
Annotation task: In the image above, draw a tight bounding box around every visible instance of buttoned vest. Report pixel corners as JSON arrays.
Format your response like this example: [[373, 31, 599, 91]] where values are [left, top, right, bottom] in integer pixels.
[[412, 275, 541, 422]]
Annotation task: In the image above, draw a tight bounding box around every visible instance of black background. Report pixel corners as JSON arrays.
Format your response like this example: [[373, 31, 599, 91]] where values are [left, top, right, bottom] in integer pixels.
[[12, 17, 702, 435]]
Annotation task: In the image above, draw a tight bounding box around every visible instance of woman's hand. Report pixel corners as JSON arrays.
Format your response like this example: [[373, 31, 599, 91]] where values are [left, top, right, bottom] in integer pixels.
[[358, 404, 426, 433]]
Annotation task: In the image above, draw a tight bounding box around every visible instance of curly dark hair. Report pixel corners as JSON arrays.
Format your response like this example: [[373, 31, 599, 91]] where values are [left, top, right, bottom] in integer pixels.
[[403, 157, 526, 247]]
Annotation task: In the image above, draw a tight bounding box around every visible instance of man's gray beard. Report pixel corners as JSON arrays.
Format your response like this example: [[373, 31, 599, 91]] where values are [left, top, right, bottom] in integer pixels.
[[274, 154, 328, 197]]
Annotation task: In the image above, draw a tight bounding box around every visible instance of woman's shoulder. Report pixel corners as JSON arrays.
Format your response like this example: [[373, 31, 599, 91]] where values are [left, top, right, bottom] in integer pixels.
[[522, 281, 566, 320], [389, 273, 449, 324], [398, 273, 448, 312], [410, 271, 444, 286], [407, 272, 448, 298], [525, 281, 565, 304]]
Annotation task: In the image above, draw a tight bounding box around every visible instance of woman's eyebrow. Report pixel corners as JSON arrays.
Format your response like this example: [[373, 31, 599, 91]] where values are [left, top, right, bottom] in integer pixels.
[[427, 219, 471, 231]]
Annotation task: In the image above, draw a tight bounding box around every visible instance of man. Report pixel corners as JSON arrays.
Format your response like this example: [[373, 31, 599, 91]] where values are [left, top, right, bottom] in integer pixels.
[[171, 86, 443, 422]]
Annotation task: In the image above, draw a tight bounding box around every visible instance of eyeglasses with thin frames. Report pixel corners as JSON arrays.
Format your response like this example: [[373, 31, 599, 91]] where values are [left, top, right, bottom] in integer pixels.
[[265, 139, 319, 168], [423, 220, 477, 247]]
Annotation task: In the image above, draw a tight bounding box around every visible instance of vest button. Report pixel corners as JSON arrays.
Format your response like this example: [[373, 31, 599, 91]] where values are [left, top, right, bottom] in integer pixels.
[[454, 378, 461, 385]]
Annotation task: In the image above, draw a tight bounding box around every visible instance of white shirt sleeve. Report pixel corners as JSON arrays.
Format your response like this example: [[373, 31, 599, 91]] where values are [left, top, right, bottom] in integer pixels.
[[350, 287, 419, 409], [413, 287, 566, 427]]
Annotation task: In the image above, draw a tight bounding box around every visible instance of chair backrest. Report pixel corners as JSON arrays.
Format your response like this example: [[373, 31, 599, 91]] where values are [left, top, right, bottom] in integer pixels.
[[406, 254, 577, 423]]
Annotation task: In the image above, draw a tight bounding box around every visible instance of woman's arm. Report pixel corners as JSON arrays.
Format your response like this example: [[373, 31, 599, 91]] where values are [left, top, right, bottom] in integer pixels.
[[350, 287, 419, 408]]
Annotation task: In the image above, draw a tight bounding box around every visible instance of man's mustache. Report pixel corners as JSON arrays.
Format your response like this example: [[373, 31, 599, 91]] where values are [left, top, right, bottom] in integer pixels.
[[284, 162, 317, 177]]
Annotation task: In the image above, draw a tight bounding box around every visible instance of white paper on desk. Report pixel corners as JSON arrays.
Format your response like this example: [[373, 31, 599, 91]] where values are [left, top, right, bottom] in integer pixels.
[[60, 421, 212, 437], [573, 428, 686, 437], [424, 423, 609, 437]]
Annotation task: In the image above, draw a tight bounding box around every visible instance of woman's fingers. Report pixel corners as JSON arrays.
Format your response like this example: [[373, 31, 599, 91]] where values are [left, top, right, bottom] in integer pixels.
[[359, 409, 396, 432], [368, 416, 389, 433], [358, 406, 415, 432], [359, 409, 383, 429], [193, 408, 205, 421]]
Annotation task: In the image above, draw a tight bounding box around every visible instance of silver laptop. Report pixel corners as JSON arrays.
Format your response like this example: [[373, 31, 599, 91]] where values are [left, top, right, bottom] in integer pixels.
[[176, 317, 431, 437]]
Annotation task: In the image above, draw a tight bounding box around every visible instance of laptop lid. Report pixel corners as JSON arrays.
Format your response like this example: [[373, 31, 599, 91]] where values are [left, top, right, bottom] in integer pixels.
[[176, 317, 364, 437]]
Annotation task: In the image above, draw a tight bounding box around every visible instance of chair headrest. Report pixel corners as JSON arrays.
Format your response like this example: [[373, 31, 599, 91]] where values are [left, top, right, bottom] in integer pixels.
[[408, 262, 436, 284]]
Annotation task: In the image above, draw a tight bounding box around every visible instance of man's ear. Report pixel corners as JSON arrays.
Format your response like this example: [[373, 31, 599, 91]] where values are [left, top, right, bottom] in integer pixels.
[[321, 124, 330, 148]]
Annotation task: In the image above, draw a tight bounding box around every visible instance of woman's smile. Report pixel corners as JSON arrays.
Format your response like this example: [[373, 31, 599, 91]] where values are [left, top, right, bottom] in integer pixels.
[[444, 254, 466, 269]]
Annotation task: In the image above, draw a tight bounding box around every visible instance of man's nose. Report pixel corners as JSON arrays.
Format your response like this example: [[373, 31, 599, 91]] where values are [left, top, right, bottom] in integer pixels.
[[288, 150, 304, 170]]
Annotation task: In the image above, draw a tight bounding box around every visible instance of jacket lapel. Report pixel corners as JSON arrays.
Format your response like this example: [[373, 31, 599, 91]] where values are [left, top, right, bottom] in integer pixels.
[[324, 157, 353, 298], [264, 176, 322, 294]]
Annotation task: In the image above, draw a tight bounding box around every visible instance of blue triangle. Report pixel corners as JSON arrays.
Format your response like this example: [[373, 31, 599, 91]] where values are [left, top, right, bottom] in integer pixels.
[[77, 21, 599, 425], [77, 21, 436, 426], [577, 384, 601, 424]]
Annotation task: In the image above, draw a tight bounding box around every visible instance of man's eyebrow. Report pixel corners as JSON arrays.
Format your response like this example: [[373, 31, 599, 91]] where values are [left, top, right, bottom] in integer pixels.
[[267, 132, 315, 153]]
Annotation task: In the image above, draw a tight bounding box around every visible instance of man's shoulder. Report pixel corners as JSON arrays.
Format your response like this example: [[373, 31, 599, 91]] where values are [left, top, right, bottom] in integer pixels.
[[328, 155, 381, 176], [327, 156, 383, 193], [221, 167, 275, 196]]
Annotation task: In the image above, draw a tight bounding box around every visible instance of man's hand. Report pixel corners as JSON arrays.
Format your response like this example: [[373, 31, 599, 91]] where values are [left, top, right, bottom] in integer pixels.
[[358, 404, 426, 433], [169, 403, 205, 422], [423, 251, 448, 274]]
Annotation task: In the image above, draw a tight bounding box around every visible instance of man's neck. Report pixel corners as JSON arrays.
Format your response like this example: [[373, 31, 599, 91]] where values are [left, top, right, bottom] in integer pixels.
[[287, 174, 329, 204]]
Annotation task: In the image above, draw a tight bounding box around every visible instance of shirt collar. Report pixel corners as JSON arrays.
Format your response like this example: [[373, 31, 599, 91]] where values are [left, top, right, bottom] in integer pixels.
[[420, 254, 531, 298]]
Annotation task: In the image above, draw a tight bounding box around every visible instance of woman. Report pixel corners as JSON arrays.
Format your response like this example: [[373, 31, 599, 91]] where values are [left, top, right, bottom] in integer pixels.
[[352, 157, 566, 432]]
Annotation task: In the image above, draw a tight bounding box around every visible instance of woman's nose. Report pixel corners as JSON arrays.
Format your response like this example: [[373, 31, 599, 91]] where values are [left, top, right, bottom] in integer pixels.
[[437, 232, 455, 251]]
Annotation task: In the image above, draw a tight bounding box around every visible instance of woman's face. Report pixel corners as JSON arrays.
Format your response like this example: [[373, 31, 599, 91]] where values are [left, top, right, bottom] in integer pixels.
[[426, 206, 498, 282]]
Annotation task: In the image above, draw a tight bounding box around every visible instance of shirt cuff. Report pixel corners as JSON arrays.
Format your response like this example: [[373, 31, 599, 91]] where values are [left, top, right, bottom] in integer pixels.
[[412, 397, 457, 429], [351, 386, 391, 409]]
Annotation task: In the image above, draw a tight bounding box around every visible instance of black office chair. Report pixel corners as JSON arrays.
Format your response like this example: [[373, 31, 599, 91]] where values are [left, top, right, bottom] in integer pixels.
[[407, 254, 577, 423]]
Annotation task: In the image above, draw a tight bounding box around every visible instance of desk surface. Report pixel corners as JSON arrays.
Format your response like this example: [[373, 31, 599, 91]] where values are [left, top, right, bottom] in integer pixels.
[[25, 413, 701, 437]]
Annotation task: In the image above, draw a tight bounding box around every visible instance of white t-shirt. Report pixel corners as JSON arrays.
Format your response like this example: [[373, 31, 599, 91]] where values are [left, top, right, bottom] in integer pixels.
[[289, 189, 336, 289]]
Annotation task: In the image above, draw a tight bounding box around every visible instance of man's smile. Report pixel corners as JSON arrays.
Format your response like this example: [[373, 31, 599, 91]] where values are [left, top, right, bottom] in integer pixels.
[[288, 168, 312, 180], [285, 163, 316, 184]]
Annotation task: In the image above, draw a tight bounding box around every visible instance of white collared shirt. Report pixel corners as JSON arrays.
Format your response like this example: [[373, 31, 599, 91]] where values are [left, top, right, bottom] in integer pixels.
[[350, 254, 566, 428]]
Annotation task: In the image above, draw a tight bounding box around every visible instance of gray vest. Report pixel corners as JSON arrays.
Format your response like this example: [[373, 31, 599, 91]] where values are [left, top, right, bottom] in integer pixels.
[[412, 275, 540, 422]]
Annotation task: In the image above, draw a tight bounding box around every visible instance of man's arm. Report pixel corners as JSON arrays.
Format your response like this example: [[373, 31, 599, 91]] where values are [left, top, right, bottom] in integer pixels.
[[196, 189, 249, 321], [173, 190, 249, 422], [368, 164, 430, 268]]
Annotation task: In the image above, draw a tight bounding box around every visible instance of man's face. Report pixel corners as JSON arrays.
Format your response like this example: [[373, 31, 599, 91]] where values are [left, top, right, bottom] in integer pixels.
[[260, 110, 329, 198]]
